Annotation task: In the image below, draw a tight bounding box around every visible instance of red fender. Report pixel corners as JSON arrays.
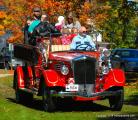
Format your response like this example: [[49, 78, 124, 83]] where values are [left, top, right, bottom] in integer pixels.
[[42, 69, 65, 87], [27, 66, 34, 86], [16, 66, 25, 88], [103, 69, 126, 90]]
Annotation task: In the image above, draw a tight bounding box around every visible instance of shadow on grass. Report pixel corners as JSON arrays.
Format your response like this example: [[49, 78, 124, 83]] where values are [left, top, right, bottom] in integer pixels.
[[124, 94, 138, 106], [125, 72, 138, 83], [7, 98, 44, 111], [126, 79, 138, 85], [57, 99, 110, 112], [7, 97, 110, 112]]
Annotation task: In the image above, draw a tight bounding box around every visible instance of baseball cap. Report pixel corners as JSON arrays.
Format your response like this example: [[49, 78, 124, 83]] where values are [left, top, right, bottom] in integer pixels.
[[33, 7, 41, 12]]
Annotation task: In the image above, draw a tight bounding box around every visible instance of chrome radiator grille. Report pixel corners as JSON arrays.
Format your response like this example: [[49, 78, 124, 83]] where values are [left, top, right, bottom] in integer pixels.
[[72, 56, 96, 84]]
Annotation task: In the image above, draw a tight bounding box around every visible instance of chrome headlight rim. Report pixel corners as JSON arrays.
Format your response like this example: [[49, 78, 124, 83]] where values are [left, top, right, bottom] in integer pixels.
[[102, 65, 109, 75], [61, 65, 69, 75]]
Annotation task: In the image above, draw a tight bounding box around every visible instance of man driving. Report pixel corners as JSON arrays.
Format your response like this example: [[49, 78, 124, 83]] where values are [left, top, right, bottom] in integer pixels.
[[70, 26, 96, 50]]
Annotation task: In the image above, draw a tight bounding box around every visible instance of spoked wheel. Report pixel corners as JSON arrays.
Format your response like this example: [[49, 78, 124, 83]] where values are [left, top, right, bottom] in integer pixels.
[[42, 83, 56, 112], [109, 88, 124, 111], [14, 73, 33, 104]]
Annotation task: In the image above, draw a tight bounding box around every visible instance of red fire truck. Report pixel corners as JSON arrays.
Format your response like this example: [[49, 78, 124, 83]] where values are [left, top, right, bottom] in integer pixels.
[[13, 36, 125, 112]]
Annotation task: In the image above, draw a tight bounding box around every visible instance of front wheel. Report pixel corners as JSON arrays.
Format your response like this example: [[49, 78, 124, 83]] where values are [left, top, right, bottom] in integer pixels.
[[109, 88, 124, 111], [42, 83, 56, 112]]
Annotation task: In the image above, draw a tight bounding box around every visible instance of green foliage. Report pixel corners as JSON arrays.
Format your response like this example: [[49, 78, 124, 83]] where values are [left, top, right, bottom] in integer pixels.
[[1, 0, 138, 47], [101, 0, 137, 48]]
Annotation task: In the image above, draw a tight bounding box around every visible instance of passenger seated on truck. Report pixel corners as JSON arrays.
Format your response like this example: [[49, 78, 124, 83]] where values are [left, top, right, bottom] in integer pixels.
[[28, 13, 61, 46], [61, 28, 72, 45], [70, 27, 78, 40], [70, 26, 96, 51]]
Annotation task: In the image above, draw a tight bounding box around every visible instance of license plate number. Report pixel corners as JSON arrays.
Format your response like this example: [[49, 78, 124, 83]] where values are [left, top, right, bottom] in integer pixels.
[[66, 84, 79, 91]]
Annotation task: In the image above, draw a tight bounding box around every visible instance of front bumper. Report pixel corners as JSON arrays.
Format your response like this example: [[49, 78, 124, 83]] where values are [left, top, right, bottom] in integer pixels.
[[50, 89, 122, 98]]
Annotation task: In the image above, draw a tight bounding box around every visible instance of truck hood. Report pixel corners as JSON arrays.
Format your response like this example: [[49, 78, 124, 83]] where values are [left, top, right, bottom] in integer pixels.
[[49, 51, 100, 61]]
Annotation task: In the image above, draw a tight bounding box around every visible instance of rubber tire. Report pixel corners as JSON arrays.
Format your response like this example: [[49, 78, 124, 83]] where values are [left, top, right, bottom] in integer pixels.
[[109, 88, 124, 111], [14, 73, 33, 104], [42, 83, 56, 112]]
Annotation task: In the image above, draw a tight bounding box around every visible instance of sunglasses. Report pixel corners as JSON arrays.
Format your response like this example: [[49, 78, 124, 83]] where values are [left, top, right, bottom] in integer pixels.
[[68, 18, 73, 20], [34, 11, 40, 12], [82, 31, 87, 33]]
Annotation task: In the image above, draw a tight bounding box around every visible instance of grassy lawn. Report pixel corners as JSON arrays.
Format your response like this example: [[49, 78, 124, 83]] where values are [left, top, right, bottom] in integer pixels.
[[0, 76, 138, 120]]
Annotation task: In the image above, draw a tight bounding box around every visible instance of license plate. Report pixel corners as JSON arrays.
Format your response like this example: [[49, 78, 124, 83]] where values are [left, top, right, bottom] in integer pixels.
[[66, 84, 79, 91]]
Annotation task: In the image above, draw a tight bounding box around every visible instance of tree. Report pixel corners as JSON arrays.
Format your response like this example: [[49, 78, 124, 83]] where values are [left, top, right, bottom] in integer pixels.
[[0, 0, 6, 35], [101, 0, 137, 48], [1, 0, 137, 48]]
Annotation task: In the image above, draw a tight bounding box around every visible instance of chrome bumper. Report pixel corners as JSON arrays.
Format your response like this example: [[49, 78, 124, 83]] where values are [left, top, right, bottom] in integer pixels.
[[50, 89, 122, 98]]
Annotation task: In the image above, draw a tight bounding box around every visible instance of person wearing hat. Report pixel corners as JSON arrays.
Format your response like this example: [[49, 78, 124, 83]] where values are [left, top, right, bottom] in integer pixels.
[[33, 7, 42, 20], [55, 16, 65, 31], [24, 7, 42, 44], [28, 7, 43, 33]]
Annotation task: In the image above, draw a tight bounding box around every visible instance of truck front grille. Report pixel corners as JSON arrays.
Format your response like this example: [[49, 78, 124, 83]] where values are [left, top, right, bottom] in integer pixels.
[[72, 56, 96, 84]]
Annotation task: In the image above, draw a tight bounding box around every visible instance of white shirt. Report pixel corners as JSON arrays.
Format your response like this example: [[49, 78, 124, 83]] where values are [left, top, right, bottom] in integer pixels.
[[70, 34, 96, 50]]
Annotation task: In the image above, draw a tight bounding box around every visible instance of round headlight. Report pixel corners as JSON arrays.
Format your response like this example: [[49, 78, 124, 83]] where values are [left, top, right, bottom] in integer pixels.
[[102, 66, 109, 74], [61, 65, 69, 75]]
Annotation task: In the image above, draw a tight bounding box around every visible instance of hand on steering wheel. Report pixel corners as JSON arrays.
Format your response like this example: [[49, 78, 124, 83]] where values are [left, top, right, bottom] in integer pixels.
[[75, 43, 93, 51]]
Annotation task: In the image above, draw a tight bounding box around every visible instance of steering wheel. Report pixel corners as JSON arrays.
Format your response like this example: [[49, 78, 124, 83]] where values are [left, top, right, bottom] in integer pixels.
[[75, 43, 93, 51]]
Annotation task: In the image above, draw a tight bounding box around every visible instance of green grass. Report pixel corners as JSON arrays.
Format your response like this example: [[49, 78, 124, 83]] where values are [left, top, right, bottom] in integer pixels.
[[0, 76, 138, 120]]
